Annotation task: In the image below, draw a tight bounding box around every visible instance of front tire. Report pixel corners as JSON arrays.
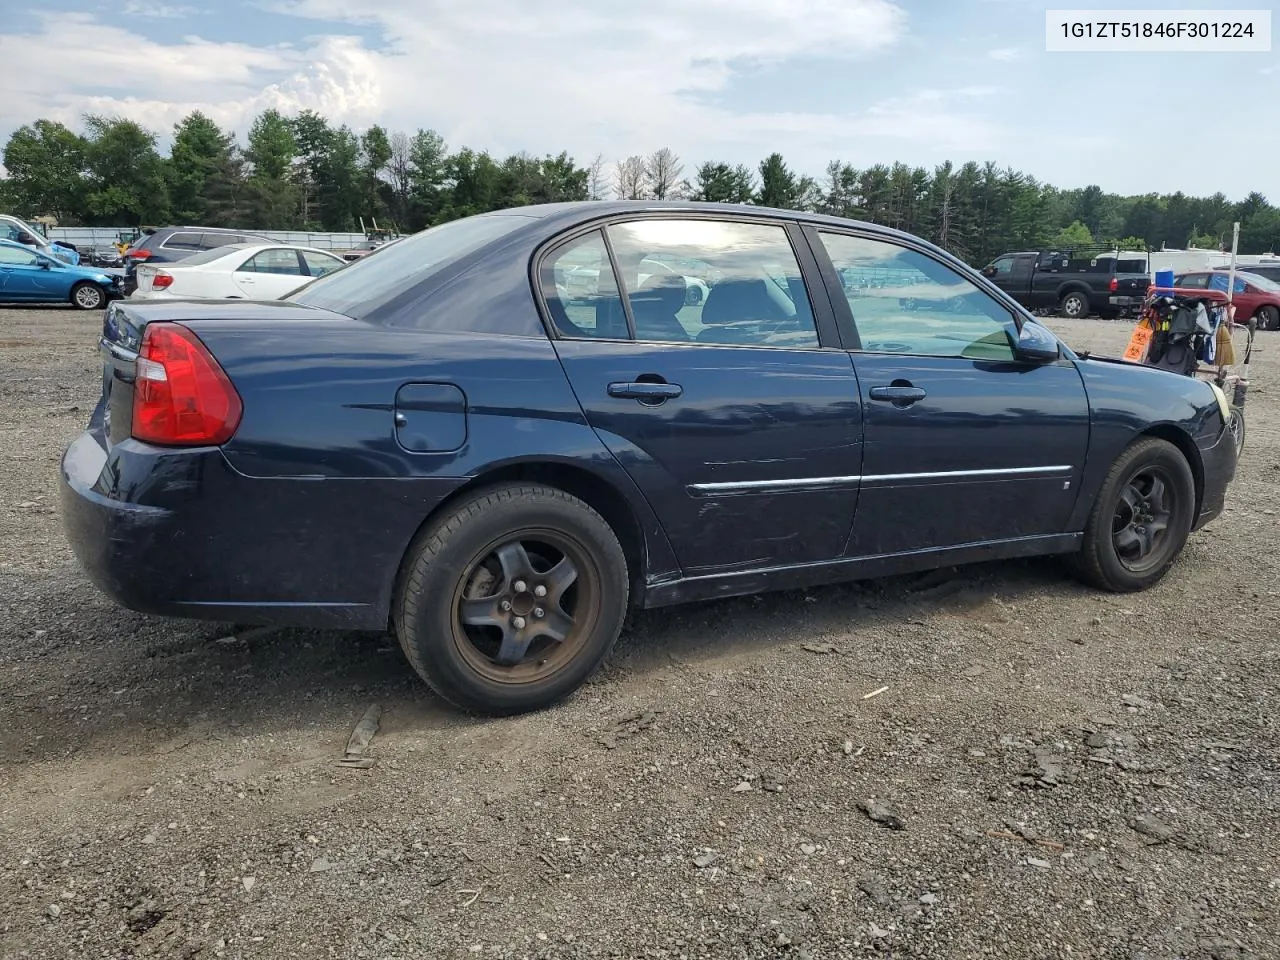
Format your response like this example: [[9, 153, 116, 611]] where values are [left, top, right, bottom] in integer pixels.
[[1067, 437, 1195, 592], [1060, 290, 1090, 319], [394, 483, 629, 715], [1255, 305, 1279, 332], [71, 282, 105, 310]]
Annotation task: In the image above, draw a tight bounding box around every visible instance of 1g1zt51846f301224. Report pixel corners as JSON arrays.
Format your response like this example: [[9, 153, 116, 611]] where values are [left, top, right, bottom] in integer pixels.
[[59, 201, 1238, 715]]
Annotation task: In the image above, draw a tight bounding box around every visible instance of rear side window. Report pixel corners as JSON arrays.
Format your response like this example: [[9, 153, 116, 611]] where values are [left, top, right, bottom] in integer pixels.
[[242, 249, 303, 275], [162, 232, 203, 251], [540, 231, 629, 339], [0, 245, 39, 265]]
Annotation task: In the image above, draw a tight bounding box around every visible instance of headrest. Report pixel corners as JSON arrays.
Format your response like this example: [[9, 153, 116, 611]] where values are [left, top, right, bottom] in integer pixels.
[[700, 277, 791, 326]]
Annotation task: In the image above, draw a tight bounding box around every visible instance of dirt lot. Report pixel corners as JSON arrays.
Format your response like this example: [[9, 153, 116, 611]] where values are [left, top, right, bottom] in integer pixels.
[[1, 306, 1277, 960]]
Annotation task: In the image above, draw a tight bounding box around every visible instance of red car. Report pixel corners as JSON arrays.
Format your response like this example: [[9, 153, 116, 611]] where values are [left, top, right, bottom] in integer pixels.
[[1172, 270, 1280, 331]]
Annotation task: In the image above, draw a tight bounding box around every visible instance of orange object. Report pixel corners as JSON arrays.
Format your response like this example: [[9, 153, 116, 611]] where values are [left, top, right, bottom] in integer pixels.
[[1123, 322, 1153, 362]]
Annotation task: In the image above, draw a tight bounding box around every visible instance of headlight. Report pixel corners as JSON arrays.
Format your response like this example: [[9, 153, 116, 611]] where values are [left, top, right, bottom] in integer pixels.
[[1207, 381, 1231, 424]]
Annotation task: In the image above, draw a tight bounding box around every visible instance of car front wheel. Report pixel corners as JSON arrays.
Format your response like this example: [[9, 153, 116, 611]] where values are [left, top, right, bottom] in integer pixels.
[[71, 282, 106, 310], [1067, 437, 1196, 592], [394, 483, 629, 715]]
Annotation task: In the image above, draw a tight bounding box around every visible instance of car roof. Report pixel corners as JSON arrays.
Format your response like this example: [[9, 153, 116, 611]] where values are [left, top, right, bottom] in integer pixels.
[[486, 200, 971, 260]]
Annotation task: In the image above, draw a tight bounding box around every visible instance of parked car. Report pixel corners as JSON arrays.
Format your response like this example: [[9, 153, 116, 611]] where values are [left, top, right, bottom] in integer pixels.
[[1242, 262, 1280, 285], [121, 226, 271, 295], [1171, 270, 1280, 331], [88, 246, 124, 268], [0, 215, 80, 265], [0, 238, 122, 308], [130, 243, 347, 301], [981, 248, 1150, 319], [60, 201, 1238, 716]]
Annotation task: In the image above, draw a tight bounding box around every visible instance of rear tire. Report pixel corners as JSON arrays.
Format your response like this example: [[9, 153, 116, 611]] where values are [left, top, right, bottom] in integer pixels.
[[1066, 437, 1195, 592], [71, 282, 105, 311], [394, 483, 629, 715], [1255, 305, 1279, 332], [1059, 290, 1090, 319]]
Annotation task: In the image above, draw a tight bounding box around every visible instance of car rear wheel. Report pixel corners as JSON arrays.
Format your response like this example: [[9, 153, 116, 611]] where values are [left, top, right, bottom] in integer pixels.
[[1255, 305, 1279, 332], [394, 483, 629, 715], [71, 282, 105, 310], [1066, 437, 1195, 592], [1060, 290, 1090, 319]]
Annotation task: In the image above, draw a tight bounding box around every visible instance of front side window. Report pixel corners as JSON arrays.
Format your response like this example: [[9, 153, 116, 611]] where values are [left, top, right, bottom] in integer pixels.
[[0, 246, 39, 265], [1208, 273, 1246, 294], [818, 231, 1016, 361], [988, 256, 1015, 276], [607, 219, 819, 348], [301, 250, 345, 278]]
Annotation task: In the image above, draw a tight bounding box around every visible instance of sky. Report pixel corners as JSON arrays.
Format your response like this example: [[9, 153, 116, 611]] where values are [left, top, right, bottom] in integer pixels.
[[1, 0, 1276, 199]]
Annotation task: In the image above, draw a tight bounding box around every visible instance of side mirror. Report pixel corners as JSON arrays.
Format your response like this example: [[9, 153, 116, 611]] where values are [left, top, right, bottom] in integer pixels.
[[1008, 321, 1060, 362], [981, 265, 997, 278], [39, 260, 52, 270]]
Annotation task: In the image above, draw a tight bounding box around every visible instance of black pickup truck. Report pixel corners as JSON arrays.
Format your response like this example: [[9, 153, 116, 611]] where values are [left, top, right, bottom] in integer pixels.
[[980, 248, 1151, 319]]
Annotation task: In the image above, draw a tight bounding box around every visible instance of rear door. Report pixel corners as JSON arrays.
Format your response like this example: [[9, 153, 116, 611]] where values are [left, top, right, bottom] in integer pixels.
[[807, 228, 1091, 557], [543, 216, 864, 577], [0, 245, 55, 300], [232, 248, 309, 299]]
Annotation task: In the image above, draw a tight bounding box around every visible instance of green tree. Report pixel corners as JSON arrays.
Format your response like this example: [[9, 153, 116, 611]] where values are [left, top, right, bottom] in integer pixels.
[[82, 115, 169, 225], [360, 124, 392, 222], [690, 162, 754, 203], [244, 109, 299, 229], [1, 120, 88, 221], [755, 153, 799, 209], [407, 128, 449, 228], [1051, 220, 1094, 250], [167, 111, 242, 225]]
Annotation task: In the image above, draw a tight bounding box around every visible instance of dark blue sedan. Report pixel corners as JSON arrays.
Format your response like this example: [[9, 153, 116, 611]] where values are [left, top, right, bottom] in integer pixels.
[[59, 202, 1237, 714]]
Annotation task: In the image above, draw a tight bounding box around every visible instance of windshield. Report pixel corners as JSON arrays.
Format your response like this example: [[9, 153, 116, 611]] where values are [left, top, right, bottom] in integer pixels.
[[287, 214, 536, 319], [1242, 272, 1280, 292]]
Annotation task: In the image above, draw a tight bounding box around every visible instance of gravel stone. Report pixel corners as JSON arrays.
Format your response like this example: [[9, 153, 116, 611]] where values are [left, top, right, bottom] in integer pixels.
[[1, 310, 1277, 958]]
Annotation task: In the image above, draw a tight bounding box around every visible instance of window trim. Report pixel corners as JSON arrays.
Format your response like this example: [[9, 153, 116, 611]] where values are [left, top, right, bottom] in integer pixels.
[[802, 223, 1038, 361], [530, 211, 840, 351]]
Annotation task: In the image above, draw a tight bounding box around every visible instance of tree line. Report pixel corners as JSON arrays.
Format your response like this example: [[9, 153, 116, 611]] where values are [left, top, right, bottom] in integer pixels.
[[2, 110, 1278, 265]]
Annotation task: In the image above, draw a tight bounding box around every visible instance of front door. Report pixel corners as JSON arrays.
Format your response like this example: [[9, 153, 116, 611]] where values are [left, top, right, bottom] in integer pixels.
[[809, 229, 1090, 558], [543, 219, 863, 577]]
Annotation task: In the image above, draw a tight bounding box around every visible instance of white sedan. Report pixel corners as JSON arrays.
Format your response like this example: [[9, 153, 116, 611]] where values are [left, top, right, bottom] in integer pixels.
[[130, 243, 347, 300]]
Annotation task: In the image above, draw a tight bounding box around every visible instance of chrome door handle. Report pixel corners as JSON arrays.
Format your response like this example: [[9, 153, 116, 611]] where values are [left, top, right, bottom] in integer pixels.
[[608, 381, 683, 402]]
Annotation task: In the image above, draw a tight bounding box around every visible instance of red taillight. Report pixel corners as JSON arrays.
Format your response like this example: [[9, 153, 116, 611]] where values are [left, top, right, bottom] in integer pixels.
[[1109, 277, 1118, 292], [152, 271, 173, 289], [127, 249, 152, 260], [132, 323, 242, 446]]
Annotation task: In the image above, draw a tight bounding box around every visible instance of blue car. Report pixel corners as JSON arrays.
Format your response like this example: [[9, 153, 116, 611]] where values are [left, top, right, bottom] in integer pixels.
[[0, 239, 120, 309], [59, 201, 1237, 715]]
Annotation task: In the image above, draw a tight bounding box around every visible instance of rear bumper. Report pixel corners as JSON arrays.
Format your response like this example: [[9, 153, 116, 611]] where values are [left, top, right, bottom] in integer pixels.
[[1192, 419, 1237, 530], [59, 431, 466, 630]]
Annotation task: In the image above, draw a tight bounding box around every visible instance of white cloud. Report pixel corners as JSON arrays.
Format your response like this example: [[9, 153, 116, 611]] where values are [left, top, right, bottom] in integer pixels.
[[0, 0, 1009, 177], [988, 47, 1023, 61], [120, 1, 202, 17]]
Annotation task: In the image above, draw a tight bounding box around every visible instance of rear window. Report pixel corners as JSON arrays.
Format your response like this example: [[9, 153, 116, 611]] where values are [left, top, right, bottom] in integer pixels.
[[287, 214, 536, 320]]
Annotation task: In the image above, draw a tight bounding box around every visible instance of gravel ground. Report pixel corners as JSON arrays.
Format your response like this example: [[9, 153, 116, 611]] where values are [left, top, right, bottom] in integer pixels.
[[1, 305, 1277, 960]]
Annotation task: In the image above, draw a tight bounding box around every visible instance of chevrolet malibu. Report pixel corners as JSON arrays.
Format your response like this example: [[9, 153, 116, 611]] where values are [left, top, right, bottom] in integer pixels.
[[60, 201, 1238, 715]]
